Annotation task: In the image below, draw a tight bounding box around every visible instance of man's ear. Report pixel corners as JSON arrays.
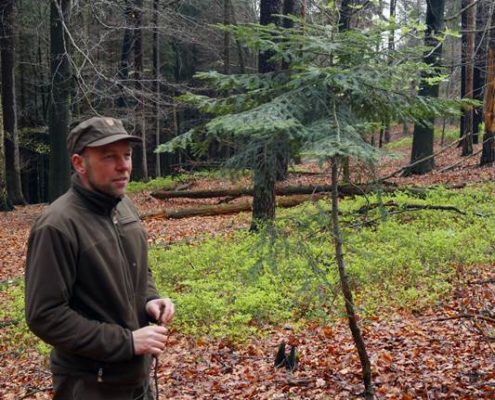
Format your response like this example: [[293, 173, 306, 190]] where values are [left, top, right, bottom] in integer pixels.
[[71, 154, 86, 175]]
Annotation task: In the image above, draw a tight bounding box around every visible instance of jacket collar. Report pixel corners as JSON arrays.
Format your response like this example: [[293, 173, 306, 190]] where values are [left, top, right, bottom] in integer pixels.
[[71, 174, 122, 215]]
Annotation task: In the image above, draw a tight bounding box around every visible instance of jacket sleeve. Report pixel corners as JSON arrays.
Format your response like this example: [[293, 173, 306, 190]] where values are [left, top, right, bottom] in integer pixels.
[[25, 224, 134, 363]]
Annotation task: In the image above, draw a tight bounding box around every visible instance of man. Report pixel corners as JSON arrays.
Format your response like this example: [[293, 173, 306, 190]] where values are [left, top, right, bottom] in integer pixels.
[[25, 116, 175, 399]]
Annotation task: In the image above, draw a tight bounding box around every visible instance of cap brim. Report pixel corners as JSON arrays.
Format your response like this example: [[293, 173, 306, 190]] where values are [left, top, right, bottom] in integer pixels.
[[86, 134, 142, 148]]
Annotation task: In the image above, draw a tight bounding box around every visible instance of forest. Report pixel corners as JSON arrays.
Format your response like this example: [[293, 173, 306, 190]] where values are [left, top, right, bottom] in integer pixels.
[[2, 0, 495, 398]]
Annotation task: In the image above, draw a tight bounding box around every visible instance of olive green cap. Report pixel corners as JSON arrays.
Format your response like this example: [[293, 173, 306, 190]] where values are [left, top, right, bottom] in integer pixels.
[[67, 116, 142, 155]]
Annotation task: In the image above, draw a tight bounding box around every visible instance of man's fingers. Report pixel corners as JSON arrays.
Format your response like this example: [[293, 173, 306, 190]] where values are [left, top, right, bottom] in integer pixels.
[[160, 300, 175, 324]]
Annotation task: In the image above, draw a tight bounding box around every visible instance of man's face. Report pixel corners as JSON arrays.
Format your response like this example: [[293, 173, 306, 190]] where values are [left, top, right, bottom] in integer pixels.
[[74, 140, 133, 198]]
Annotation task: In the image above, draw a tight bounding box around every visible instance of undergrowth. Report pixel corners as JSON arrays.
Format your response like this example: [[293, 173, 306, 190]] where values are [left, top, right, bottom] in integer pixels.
[[3, 183, 495, 350], [149, 183, 495, 341]]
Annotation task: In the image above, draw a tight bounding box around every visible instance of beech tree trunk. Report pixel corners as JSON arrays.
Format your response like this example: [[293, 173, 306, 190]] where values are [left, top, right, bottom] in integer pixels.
[[480, 7, 495, 165], [48, 0, 71, 202], [331, 159, 374, 400], [405, 0, 445, 175], [0, 0, 25, 205]]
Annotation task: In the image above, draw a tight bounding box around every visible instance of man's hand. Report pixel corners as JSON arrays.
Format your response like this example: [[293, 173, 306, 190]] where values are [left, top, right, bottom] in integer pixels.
[[132, 325, 168, 356], [145, 298, 175, 326]]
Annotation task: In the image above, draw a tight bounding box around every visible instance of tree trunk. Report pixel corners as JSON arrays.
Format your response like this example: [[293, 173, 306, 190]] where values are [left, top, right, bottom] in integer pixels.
[[382, 0, 397, 145], [153, 0, 161, 177], [331, 159, 374, 400], [141, 194, 323, 220], [117, 1, 134, 108], [0, 0, 25, 205], [404, 0, 445, 175], [338, 0, 353, 31], [132, 0, 148, 181], [150, 182, 402, 200], [473, 0, 488, 145], [223, 0, 230, 74], [252, 0, 281, 229], [251, 145, 276, 231], [48, 0, 71, 202], [229, 0, 245, 73], [461, 0, 475, 156], [480, 6, 495, 165], [0, 97, 13, 211], [258, 0, 281, 73]]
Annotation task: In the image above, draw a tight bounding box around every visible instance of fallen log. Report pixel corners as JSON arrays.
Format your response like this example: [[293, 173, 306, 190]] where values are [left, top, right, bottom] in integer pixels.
[[150, 183, 400, 200], [140, 194, 325, 220]]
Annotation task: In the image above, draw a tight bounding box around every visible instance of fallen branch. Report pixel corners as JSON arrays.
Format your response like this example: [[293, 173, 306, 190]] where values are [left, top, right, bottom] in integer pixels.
[[150, 183, 401, 200], [467, 279, 495, 285], [140, 194, 325, 220], [439, 146, 484, 172], [427, 313, 495, 324], [355, 201, 467, 216]]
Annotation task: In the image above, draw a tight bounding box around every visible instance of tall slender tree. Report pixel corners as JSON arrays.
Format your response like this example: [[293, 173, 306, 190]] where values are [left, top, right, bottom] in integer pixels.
[[404, 0, 446, 175], [0, 0, 25, 204], [480, 3, 495, 165], [132, 0, 148, 181], [460, 0, 475, 156], [473, 0, 488, 145], [381, 0, 397, 146], [117, 1, 135, 108], [0, 98, 12, 211], [153, 0, 161, 177], [48, 0, 71, 201]]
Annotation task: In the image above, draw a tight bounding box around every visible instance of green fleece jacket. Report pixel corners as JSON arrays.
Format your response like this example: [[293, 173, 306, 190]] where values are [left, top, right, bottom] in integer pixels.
[[25, 175, 160, 386]]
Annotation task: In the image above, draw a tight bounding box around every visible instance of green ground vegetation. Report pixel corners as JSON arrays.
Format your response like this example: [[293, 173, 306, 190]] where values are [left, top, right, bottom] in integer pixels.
[[3, 183, 495, 351]]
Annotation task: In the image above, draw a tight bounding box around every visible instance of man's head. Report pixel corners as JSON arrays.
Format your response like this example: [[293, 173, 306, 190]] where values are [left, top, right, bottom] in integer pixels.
[[68, 117, 141, 198]]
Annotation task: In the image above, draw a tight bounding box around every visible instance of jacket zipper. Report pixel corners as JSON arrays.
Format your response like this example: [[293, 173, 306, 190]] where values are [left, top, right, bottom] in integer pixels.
[[111, 212, 135, 305]]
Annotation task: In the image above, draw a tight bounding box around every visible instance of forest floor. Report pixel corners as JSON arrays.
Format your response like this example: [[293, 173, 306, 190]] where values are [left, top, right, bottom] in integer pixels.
[[2, 131, 495, 399]]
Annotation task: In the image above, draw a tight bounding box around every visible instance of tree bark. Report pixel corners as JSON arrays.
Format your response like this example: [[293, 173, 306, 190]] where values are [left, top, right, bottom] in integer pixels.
[[141, 193, 323, 220], [223, 0, 230, 74], [48, 0, 71, 202], [151, 184, 398, 200], [252, 0, 281, 230], [132, 0, 148, 181], [251, 145, 276, 230], [404, 0, 445, 175], [0, 95, 13, 211], [382, 0, 397, 145], [480, 6, 495, 165], [150, 183, 400, 200], [331, 159, 374, 400], [461, 0, 475, 156], [0, 0, 25, 205], [153, 0, 161, 177], [338, 0, 353, 31], [117, 2, 134, 108], [473, 0, 488, 145]]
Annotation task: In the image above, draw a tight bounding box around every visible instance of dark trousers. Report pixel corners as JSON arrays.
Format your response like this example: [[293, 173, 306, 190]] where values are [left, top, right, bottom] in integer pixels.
[[53, 375, 154, 400]]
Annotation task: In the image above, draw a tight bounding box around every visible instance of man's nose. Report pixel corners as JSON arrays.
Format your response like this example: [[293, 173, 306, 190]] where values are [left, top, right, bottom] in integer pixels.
[[116, 156, 131, 171]]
